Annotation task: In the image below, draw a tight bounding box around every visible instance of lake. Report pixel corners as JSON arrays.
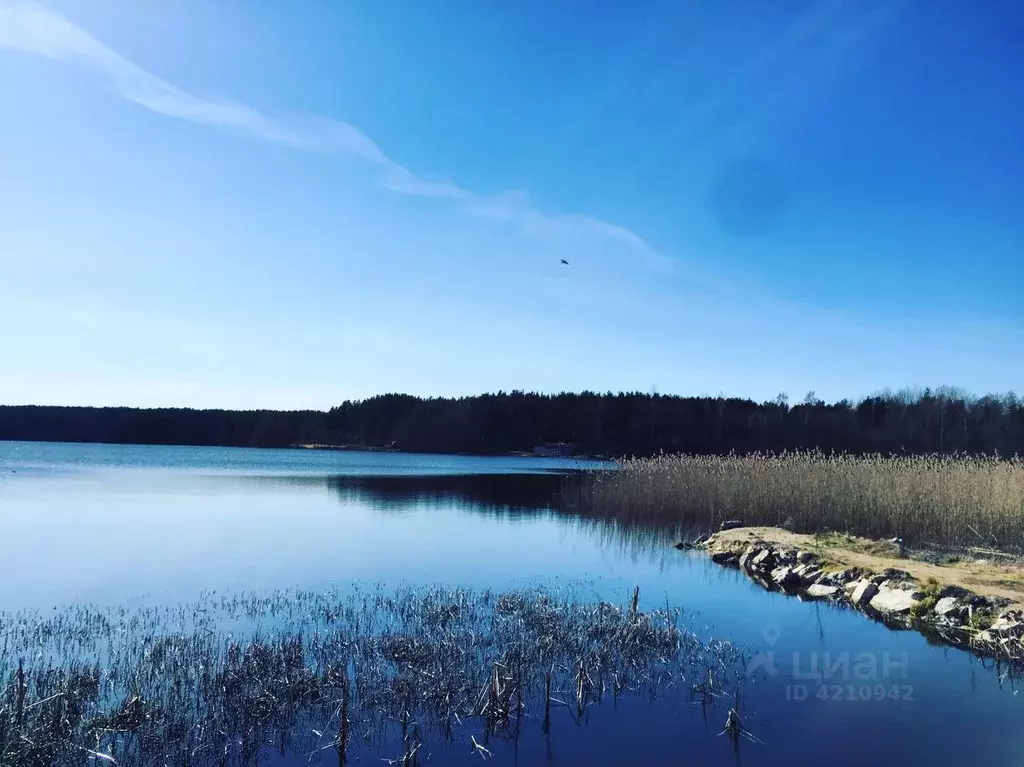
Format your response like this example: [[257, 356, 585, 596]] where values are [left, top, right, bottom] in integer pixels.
[[1, 440, 1023, 765]]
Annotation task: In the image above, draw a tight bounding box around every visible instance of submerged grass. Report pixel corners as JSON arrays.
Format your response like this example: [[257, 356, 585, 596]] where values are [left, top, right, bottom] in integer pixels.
[[576, 451, 1024, 550], [0, 585, 745, 766]]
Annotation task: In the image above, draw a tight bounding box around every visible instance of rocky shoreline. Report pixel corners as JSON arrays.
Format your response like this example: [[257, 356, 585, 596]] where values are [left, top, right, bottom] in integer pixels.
[[697, 528, 1024, 663]]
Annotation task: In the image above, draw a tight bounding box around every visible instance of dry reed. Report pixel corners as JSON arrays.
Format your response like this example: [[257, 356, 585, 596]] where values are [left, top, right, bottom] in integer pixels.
[[0, 585, 745, 766], [576, 451, 1024, 549]]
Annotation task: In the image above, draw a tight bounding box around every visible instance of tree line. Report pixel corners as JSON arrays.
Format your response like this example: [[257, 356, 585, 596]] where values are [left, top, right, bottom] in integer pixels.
[[1, 388, 1022, 456]]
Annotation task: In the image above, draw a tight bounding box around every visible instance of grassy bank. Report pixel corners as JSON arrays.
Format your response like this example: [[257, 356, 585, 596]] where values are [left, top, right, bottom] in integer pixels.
[[577, 452, 1024, 550]]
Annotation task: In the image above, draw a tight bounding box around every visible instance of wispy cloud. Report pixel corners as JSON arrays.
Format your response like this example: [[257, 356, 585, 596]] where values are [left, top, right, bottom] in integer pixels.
[[0, 0, 693, 279]]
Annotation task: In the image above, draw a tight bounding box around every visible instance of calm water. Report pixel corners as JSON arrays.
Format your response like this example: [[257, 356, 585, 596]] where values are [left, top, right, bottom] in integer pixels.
[[1, 441, 1023, 765]]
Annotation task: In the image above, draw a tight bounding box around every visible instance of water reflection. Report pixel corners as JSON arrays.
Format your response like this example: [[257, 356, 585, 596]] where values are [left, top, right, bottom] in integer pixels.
[[228, 472, 707, 573], [320, 472, 682, 568], [326, 472, 567, 515]]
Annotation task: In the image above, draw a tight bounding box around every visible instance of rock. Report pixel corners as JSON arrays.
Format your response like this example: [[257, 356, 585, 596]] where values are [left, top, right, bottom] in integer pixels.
[[775, 549, 797, 566], [796, 551, 816, 564], [934, 596, 966, 618], [933, 596, 959, 615], [711, 551, 739, 566], [846, 568, 867, 582], [819, 569, 855, 588], [805, 584, 839, 599], [750, 549, 775, 571], [869, 586, 920, 615], [799, 567, 823, 586], [966, 595, 995, 610], [871, 568, 911, 585], [719, 520, 744, 531], [770, 566, 801, 591], [938, 585, 972, 600], [738, 545, 758, 570], [885, 579, 919, 592], [791, 562, 820, 582], [823, 568, 864, 587], [850, 580, 879, 607]]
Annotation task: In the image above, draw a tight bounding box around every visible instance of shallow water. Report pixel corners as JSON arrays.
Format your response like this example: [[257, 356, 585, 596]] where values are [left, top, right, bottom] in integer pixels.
[[1, 440, 1023, 765]]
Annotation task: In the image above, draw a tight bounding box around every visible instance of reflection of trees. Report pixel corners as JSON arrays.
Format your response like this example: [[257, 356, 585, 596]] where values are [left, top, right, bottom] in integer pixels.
[[322, 473, 695, 557], [325, 473, 568, 516], [236, 471, 689, 568]]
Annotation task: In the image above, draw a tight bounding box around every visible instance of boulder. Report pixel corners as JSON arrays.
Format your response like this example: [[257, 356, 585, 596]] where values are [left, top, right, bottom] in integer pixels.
[[884, 579, 919, 592], [770, 566, 801, 591], [796, 551, 816, 564], [798, 567, 823, 586], [819, 569, 856, 588], [775, 549, 797, 566], [805, 584, 839, 599], [966, 594, 995, 610], [869, 586, 920, 615], [738, 545, 758, 570], [824, 568, 864, 587], [750, 549, 775, 572], [850, 580, 879, 607], [719, 520, 744, 531], [711, 551, 740, 566], [884, 567, 913, 579], [938, 585, 972, 600], [934, 597, 968, 623], [870, 568, 912, 586]]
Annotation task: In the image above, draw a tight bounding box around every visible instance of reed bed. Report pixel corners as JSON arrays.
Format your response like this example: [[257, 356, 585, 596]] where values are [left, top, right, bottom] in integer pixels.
[[0, 585, 745, 766], [576, 452, 1024, 550]]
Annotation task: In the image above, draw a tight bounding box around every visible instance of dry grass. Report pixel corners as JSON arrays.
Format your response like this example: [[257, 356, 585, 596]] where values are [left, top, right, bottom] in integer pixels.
[[577, 451, 1024, 550], [0, 585, 745, 766]]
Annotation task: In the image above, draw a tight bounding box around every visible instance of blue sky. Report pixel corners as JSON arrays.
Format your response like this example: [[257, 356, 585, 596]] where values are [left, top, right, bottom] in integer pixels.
[[1, 0, 1021, 409]]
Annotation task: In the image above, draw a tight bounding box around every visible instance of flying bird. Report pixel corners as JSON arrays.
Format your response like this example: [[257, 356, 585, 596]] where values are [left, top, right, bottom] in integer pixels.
[[560, 259, 570, 266]]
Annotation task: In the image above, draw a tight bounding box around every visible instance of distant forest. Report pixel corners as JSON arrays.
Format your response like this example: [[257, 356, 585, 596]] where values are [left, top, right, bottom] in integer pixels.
[[2, 389, 1022, 457]]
